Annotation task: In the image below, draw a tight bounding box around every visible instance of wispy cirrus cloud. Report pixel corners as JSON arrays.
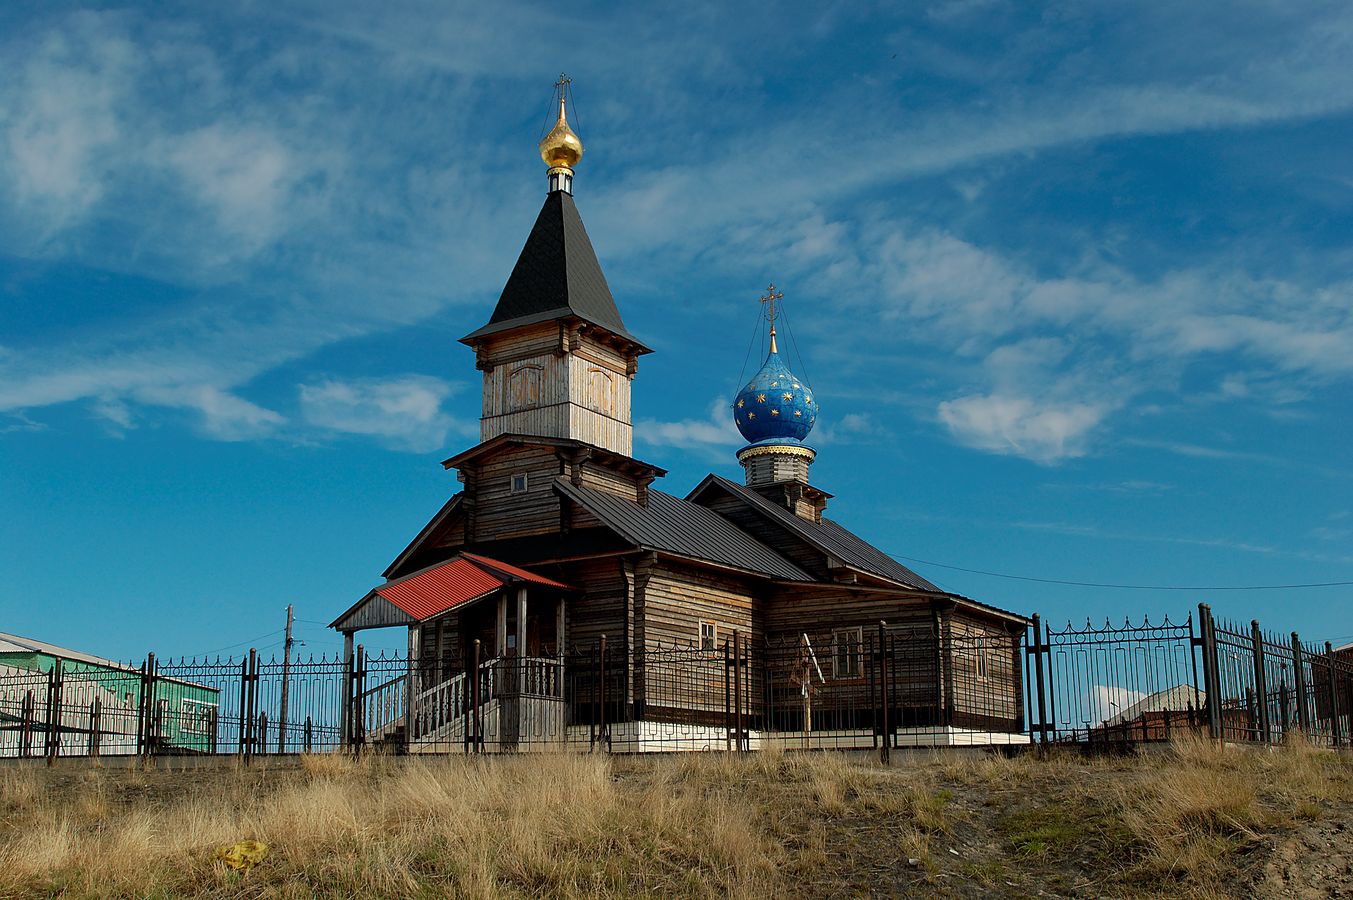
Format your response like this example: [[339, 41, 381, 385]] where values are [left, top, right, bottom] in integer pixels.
[[298, 375, 472, 452], [1, 1, 1351, 471]]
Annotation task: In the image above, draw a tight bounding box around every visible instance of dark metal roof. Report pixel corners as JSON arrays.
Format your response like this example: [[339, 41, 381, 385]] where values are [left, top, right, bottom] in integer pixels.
[[554, 478, 813, 582], [690, 475, 943, 593], [442, 433, 665, 477], [460, 191, 649, 350]]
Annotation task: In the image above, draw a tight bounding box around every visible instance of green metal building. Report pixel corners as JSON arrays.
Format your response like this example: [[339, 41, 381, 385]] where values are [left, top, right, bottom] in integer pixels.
[[0, 631, 219, 756]]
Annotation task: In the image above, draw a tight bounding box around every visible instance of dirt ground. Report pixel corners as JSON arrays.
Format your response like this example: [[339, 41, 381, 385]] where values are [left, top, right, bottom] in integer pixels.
[[4, 741, 1352, 898]]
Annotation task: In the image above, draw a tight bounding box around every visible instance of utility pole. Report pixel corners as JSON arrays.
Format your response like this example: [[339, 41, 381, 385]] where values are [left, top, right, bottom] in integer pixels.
[[279, 604, 293, 754]]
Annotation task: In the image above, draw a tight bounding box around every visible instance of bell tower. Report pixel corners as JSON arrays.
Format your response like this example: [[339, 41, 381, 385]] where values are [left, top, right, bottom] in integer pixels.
[[459, 76, 650, 456]]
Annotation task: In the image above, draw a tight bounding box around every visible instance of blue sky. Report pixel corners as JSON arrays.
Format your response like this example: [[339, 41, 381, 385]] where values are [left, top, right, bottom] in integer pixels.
[[1, 1, 1350, 661]]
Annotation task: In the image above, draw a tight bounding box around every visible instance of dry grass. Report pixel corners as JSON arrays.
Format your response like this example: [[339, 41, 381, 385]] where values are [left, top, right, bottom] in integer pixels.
[[1, 740, 1350, 898]]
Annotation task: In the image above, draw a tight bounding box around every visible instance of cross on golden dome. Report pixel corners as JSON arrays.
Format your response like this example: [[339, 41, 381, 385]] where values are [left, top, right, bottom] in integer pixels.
[[539, 73, 584, 170]]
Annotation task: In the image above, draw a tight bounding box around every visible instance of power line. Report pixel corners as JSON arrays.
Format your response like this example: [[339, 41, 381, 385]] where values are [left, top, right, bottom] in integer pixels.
[[186, 628, 285, 658], [889, 552, 1353, 592]]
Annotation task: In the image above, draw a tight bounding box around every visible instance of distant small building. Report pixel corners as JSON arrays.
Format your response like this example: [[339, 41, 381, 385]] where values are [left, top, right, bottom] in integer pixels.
[[1093, 684, 1208, 741], [0, 632, 218, 757]]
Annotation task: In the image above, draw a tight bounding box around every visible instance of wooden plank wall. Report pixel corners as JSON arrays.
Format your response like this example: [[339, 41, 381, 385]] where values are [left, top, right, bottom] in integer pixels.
[[642, 562, 759, 649], [946, 614, 1023, 725], [559, 556, 631, 651], [470, 446, 563, 543]]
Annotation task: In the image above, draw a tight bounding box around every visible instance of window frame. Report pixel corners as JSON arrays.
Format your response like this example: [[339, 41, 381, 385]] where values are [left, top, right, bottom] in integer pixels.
[[510, 472, 529, 494], [831, 626, 864, 679], [698, 620, 718, 652], [179, 697, 218, 736]]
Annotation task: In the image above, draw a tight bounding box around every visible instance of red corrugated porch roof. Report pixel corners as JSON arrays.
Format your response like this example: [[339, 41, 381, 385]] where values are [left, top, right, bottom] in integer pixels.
[[331, 554, 573, 630]]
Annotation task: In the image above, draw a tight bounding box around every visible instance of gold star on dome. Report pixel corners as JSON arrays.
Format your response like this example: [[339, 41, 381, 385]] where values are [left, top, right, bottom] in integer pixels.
[[782, 392, 793, 401], [794, 410, 802, 418], [756, 393, 766, 403], [770, 381, 779, 387], [770, 409, 779, 416], [736, 398, 744, 409], [748, 411, 756, 419]]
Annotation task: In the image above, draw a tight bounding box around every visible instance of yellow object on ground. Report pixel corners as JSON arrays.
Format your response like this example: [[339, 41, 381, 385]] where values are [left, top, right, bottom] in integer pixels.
[[214, 839, 269, 871]]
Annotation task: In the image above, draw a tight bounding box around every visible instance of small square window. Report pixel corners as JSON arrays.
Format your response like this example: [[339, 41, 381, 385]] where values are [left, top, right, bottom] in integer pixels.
[[699, 620, 717, 651], [510, 473, 528, 494], [832, 627, 863, 679]]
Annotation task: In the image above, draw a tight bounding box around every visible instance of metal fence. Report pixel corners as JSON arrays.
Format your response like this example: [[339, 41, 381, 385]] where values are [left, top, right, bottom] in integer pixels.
[[0, 624, 1022, 761], [1027, 603, 1353, 748], [5, 603, 1348, 761]]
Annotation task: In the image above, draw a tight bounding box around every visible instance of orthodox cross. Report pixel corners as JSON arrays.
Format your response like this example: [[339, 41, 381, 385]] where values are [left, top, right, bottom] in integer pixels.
[[759, 283, 784, 333]]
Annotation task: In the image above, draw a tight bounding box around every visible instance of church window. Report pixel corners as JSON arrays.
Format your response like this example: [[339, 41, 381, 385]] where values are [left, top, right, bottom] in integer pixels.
[[506, 364, 542, 411], [832, 627, 862, 679], [510, 473, 528, 494], [587, 367, 615, 416], [698, 620, 718, 651], [975, 636, 988, 679]]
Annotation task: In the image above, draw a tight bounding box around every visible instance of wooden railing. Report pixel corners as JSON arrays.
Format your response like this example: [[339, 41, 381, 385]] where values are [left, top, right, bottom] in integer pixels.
[[359, 674, 406, 740]]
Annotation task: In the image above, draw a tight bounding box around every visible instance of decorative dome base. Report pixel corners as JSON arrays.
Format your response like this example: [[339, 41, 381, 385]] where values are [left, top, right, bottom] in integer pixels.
[[737, 441, 816, 487]]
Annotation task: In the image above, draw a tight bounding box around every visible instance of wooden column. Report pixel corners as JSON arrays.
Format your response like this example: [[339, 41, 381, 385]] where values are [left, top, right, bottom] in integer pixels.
[[496, 593, 507, 657], [556, 596, 567, 661], [406, 625, 421, 746], [516, 587, 528, 657]]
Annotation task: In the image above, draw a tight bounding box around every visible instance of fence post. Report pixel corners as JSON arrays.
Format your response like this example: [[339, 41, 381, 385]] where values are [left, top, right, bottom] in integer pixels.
[[304, 715, 313, 754], [245, 648, 258, 764], [1199, 605, 1222, 740], [733, 630, 745, 753], [1327, 642, 1342, 747], [878, 621, 890, 764], [45, 661, 64, 764], [19, 690, 34, 758], [237, 656, 249, 756], [258, 712, 269, 755], [88, 697, 101, 758], [352, 644, 365, 755], [1250, 621, 1269, 743], [1292, 633, 1310, 735], [1031, 614, 1049, 746], [598, 634, 608, 752], [340, 633, 354, 748], [135, 656, 149, 758]]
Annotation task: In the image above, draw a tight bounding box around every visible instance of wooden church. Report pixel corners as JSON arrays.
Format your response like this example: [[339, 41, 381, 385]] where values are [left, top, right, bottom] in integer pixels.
[[331, 87, 1029, 751]]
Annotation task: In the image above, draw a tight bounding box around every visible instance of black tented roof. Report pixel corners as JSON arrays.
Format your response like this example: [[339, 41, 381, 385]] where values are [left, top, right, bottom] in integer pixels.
[[460, 191, 649, 350]]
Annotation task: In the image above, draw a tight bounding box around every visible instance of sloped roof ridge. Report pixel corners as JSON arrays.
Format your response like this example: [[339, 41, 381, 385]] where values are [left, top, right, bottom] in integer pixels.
[[554, 477, 813, 582], [692, 474, 942, 593]]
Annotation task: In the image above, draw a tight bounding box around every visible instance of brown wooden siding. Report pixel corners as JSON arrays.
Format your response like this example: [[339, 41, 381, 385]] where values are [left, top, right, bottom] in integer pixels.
[[470, 446, 563, 542]]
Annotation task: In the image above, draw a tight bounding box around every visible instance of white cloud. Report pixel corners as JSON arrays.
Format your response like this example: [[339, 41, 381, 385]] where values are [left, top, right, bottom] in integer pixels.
[[298, 375, 470, 452], [938, 393, 1110, 463], [138, 385, 284, 441], [637, 399, 744, 461]]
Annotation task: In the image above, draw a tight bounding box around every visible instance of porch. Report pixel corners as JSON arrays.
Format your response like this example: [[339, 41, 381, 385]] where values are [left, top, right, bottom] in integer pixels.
[[330, 553, 577, 752]]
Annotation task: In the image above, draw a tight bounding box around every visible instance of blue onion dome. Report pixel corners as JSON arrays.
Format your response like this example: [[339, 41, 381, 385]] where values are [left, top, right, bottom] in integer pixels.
[[733, 347, 817, 445]]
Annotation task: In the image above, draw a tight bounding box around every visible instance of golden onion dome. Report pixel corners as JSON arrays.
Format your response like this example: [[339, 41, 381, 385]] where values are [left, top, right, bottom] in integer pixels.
[[538, 96, 584, 169]]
